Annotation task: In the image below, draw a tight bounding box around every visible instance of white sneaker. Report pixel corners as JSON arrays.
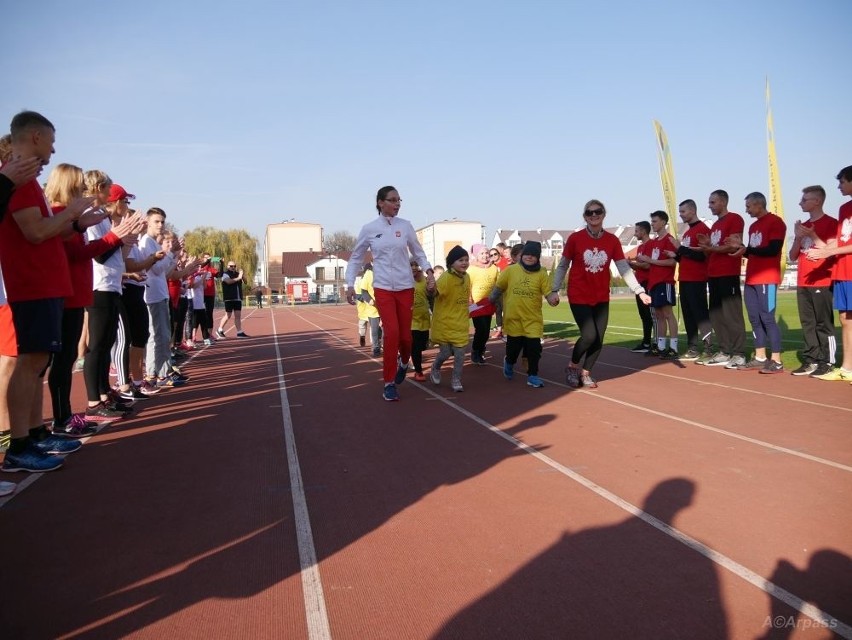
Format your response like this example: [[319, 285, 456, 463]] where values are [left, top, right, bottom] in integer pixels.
[[0, 480, 17, 497], [451, 376, 464, 392], [430, 366, 441, 385], [724, 355, 746, 369]]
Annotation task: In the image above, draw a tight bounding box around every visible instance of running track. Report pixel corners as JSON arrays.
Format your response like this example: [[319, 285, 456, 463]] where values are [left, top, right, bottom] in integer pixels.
[[1, 303, 850, 640]]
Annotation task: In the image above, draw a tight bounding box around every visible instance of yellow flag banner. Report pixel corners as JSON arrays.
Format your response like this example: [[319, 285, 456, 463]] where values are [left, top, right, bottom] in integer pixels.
[[766, 78, 784, 222], [653, 120, 678, 237]]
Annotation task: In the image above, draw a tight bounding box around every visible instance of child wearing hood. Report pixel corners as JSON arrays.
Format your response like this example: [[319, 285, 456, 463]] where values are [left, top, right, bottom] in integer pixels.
[[489, 241, 556, 387], [430, 245, 471, 392], [467, 243, 498, 364]]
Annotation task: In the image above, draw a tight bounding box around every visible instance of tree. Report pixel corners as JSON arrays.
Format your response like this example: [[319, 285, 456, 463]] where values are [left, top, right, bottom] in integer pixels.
[[324, 230, 357, 253], [183, 226, 260, 295]]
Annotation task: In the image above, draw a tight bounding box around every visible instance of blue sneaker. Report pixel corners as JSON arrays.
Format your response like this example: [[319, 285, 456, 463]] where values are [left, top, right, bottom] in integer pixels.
[[383, 384, 399, 402], [394, 358, 408, 385], [527, 375, 544, 388], [503, 358, 514, 380], [2, 442, 65, 473], [33, 435, 83, 455]]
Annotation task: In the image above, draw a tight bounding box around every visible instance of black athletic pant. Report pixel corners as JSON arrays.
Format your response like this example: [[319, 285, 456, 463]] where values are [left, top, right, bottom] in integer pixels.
[[680, 280, 712, 350], [634, 292, 655, 345], [797, 286, 836, 365], [204, 294, 215, 332], [173, 297, 189, 345], [84, 291, 120, 402], [708, 275, 745, 356], [569, 302, 609, 372], [471, 315, 492, 355], [48, 307, 85, 425], [506, 335, 542, 375], [411, 329, 430, 374]]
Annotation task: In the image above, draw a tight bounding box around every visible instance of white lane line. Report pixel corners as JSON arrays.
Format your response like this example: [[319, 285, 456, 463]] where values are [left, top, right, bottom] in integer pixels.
[[413, 383, 852, 638], [271, 311, 332, 640], [287, 308, 852, 637]]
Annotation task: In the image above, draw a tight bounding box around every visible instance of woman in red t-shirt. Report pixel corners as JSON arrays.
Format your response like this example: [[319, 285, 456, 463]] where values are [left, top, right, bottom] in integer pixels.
[[550, 200, 651, 388]]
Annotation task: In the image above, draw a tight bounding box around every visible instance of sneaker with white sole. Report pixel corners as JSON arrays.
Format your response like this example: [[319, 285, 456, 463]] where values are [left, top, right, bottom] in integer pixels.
[[680, 348, 701, 361], [2, 441, 64, 473], [736, 358, 766, 371], [0, 480, 16, 496], [581, 372, 598, 389], [724, 355, 747, 369], [430, 365, 441, 385], [32, 435, 82, 455], [565, 366, 581, 389], [451, 376, 464, 392], [705, 353, 731, 367], [759, 360, 784, 375], [217, 329, 226, 339], [394, 358, 408, 385], [791, 363, 818, 376], [631, 343, 650, 353], [382, 384, 399, 401], [53, 414, 97, 438]]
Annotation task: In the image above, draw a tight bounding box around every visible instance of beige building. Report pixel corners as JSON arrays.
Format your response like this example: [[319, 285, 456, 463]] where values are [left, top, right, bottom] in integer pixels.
[[263, 221, 323, 294], [416, 220, 484, 270]]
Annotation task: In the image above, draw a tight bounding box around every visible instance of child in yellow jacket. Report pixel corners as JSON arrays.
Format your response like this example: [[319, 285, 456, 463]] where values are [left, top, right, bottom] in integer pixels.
[[430, 245, 470, 392]]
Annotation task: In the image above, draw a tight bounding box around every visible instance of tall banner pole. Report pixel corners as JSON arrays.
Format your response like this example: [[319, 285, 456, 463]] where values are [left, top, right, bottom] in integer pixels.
[[766, 77, 786, 271]]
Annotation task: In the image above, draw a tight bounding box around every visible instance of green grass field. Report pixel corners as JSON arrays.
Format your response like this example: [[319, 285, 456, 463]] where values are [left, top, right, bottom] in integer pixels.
[[539, 290, 842, 371]]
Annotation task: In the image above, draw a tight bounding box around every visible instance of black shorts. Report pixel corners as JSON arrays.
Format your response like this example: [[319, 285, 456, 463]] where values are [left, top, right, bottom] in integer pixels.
[[224, 300, 242, 312], [122, 284, 150, 348], [10, 297, 64, 353], [650, 283, 676, 309]]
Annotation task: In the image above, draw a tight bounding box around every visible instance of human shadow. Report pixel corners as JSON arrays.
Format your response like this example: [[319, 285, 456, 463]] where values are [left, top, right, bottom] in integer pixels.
[[755, 549, 852, 640], [433, 478, 729, 639]]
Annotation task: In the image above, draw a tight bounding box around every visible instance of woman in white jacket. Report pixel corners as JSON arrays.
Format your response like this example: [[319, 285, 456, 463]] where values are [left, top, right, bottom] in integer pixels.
[[346, 186, 435, 402]]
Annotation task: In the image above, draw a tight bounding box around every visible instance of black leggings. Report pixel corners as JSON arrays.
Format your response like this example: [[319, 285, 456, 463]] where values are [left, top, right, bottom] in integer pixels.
[[506, 335, 542, 375], [471, 315, 492, 354], [84, 291, 120, 402], [47, 307, 85, 425], [569, 302, 609, 372], [411, 329, 430, 374]]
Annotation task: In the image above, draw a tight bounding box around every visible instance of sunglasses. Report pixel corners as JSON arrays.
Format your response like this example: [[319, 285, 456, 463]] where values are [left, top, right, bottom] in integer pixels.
[[489, 252, 499, 257], [584, 208, 605, 218]]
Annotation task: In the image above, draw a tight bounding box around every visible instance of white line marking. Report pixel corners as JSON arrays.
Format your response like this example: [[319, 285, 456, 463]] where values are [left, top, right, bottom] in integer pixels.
[[271, 311, 332, 640]]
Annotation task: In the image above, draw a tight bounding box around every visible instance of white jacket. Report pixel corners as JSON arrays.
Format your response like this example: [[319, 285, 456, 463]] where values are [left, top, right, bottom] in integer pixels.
[[346, 215, 432, 292]]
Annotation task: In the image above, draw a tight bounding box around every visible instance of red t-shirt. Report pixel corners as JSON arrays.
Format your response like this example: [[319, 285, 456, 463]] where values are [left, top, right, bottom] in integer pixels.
[[744, 213, 787, 285], [55, 205, 122, 309], [678, 221, 710, 282], [563, 230, 624, 306], [0, 179, 73, 302], [633, 241, 651, 286], [200, 264, 218, 296], [707, 212, 745, 278], [834, 201, 852, 281], [496, 256, 511, 271], [797, 214, 838, 287], [646, 233, 677, 290]]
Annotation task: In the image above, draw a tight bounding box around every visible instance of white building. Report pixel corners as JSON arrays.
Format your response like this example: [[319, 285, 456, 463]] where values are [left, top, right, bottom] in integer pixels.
[[416, 220, 484, 269]]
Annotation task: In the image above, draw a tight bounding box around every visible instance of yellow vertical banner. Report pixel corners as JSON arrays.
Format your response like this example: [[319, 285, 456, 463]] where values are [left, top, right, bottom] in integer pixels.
[[766, 77, 786, 272], [766, 78, 784, 220], [653, 120, 678, 237]]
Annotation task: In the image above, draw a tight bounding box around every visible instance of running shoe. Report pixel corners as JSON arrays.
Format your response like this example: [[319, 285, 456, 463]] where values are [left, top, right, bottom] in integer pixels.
[[645, 345, 661, 357], [382, 384, 399, 401], [2, 442, 64, 473], [736, 358, 766, 371], [471, 351, 485, 365], [759, 360, 784, 375], [565, 366, 581, 389], [451, 376, 464, 392], [394, 358, 408, 385], [724, 355, 747, 369], [236, 331, 250, 338], [372, 348, 382, 357], [85, 403, 124, 422], [0, 480, 15, 496], [526, 375, 544, 388], [139, 380, 161, 396], [429, 365, 441, 385], [694, 352, 715, 365], [503, 358, 514, 380], [810, 363, 834, 378], [791, 363, 818, 376], [580, 372, 598, 389], [203, 338, 212, 346], [32, 435, 82, 455], [705, 353, 731, 367], [157, 376, 185, 388], [680, 348, 701, 361], [413, 372, 426, 382], [659, 348, 679, 360], [117, 386, 147, 401], [631, 343, 650, 353], [814, 367, 852, 382], [217, 329, 226, 339], [53, 414, 97, 438]]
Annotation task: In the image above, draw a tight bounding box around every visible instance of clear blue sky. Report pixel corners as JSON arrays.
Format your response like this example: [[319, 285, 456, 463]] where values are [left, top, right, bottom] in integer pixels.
[[4, 0, 850, 249]]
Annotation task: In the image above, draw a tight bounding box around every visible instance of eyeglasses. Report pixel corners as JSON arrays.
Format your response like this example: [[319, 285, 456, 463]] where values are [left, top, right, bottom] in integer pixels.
[[228, 264, 236, 268], [383, 198, 402, 204], [584, 208, 604, 217]]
